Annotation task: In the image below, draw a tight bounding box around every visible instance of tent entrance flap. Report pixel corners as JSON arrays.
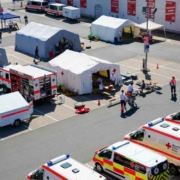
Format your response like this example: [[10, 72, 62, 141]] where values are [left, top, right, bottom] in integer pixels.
[[123, 26, 134, 39]]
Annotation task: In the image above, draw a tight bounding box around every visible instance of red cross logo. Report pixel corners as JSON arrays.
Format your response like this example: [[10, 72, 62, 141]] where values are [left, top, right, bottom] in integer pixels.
[[166, 143, 171, 149], [130, 162, 135, 168], [113, 68, 116, 73], [61, 71, 64, 76]]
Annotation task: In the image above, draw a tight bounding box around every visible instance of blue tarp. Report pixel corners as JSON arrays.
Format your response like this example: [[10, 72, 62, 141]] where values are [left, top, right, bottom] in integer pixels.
[[0, 13, 21, 28]]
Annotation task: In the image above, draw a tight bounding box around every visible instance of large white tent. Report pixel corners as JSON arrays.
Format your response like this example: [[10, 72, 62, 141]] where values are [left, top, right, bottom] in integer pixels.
[[48, 50, 121, 95], [91, 15, 140, 43], [15, 22, 81, 59]]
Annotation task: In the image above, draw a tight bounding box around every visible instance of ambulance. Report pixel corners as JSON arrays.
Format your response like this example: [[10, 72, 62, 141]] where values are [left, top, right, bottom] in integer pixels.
[[124, 118, 180, 175], [27, 154, 107, 180], [45, 3, 66, 16], [0, 91, 33, 127], [26, 0, 48, 12], [0, 64, 57, 102], [93, 140, 170, 180]]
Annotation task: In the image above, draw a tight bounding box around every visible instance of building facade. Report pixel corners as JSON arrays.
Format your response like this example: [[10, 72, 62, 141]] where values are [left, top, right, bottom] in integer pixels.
[[50, 0, 180, 33]]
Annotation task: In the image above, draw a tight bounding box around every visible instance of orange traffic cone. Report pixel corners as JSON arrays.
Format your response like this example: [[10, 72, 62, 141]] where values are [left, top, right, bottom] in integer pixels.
[[156, 63, 159, 69], [98, 99, 101, 106]]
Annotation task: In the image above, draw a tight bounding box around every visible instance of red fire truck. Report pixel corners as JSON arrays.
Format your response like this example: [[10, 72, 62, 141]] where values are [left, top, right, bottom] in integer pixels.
[[0, 64, 57, 102]]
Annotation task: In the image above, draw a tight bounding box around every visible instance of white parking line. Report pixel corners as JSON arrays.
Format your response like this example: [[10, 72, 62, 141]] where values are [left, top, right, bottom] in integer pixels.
[[22, 124, 33, 131], [49, 100, 75, 111], [85, 163, 93, 169], [119, 64, 140, 70], [34, 108, 59, 122]]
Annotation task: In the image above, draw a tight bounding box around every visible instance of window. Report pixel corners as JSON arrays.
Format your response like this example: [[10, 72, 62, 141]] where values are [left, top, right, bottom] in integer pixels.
[[130, 131, 144, 141], [99, 149, 112, 159], [160, 123, 170, 128], [5, 73, 9, 79], [42, 2, 48, 6], [0, 71, 2, 77], [114, 153, 146, 174], [174, 112, 180, 120], [61, 162, 72, 169]]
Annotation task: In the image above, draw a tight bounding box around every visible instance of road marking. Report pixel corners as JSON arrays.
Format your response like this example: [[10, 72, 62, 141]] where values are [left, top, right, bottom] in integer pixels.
[[119, 64, 140, 70], [22, 124, 33, 131], [50, 100, 75, 111], [11, 54, 31, 64], [34, 108, 59, 122], [0, 137, 4, 141]]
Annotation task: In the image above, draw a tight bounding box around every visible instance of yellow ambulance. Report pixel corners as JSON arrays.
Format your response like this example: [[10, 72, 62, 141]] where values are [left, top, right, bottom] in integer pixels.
[[93, 140, 170, 180], [124, 118, 180, 175]]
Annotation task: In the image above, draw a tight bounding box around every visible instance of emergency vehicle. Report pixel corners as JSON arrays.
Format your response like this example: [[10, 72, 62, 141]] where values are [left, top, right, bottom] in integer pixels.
[[93, 140, 170, 180], [124, 118, 180, 175], [0, 64, 57, 102], [0, 91, 33, 127], [26, 0, 48, 12], [166, 111, 180, 125], [27, 154, 107, 180], [45, 3, 66, 16]]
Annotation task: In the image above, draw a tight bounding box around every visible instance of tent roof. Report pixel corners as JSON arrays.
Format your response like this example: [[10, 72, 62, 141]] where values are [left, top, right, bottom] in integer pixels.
[[135, 21, 164, 31], [17, 22, 60, 41], [48, 50, 114, 74], [0, 13, 20, 20], [92, 15, 137, 29]]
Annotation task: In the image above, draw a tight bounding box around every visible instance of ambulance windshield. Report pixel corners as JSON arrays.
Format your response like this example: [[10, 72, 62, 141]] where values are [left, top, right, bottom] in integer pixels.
[[130, 130, 144, 141], [32, 168, 44, 180]]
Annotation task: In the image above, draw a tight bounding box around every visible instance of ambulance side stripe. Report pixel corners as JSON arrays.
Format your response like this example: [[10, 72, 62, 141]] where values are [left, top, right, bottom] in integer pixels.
[[142, 126, 180, 141], [124, 137, 180, 161], [34, 90, 40, 94], [166, 119, 180, 125], [0, 76, 11, 83], [51, 85, 57, 89], [1, 108, 29, 118], [42, 165, 68, 180]]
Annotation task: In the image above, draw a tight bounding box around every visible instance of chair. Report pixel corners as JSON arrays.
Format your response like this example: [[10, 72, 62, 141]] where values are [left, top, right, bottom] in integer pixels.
[[49, 51, 55, 59]]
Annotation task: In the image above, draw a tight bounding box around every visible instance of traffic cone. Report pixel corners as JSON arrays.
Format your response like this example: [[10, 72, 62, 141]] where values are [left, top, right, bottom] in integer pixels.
[[98, 99, 101, 106], [156, 63, 159, 69]]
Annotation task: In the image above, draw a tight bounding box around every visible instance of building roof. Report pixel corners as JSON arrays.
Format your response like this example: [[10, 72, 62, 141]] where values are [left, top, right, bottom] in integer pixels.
[[0, 92, 29, 115]]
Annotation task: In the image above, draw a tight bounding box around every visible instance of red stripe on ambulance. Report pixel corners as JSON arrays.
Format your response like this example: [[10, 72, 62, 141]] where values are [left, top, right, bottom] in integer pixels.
[[1, 108, 29, 118], [166, 119, 180, 125], [42, 165, 68, 180]]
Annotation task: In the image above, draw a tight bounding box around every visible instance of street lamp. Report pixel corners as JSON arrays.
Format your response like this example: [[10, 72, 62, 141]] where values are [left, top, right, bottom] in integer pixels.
[[142, 6, 157, 72]]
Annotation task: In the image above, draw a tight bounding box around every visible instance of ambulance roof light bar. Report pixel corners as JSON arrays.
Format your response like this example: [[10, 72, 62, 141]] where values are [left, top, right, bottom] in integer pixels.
[[148, 118, 164, 127], [112, 141, 130, 150], [47, 154, 70, 167]]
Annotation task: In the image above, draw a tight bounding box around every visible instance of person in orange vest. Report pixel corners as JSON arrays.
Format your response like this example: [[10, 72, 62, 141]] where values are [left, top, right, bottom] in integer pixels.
[[169, 76, 176, 96]]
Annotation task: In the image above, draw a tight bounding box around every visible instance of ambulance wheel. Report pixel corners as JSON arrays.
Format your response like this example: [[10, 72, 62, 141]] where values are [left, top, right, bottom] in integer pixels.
[[169, 164, 178, 175], [13, 119, 21, 127], [95, 163, 103, 173]]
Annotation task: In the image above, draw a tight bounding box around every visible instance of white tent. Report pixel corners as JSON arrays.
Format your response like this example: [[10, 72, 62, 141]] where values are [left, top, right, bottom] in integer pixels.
[[48, 50, 121, 95], [135, 21, 166, 39], [91, 15, 140, 43], [15, 22, 81, 59]]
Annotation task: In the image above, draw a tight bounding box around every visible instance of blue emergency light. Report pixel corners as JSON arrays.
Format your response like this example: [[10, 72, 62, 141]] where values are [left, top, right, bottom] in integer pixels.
[[148, 118, 164, 127], [112, 141, 130, 150]]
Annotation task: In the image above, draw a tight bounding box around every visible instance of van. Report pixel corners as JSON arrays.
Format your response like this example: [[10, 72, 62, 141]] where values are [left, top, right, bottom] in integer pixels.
[[26, 0, 48, 12], [124, 118, 180, 175], [45, 3, 66, 16]]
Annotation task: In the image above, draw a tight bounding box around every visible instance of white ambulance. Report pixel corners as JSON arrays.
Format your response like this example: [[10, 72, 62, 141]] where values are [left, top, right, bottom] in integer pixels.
[[93, 140, 170, 180], [0, 91, 33, 127], [124, 118, 180, 175], [26, 0, 48, 12], [0, 64, 57, 102], [45, 3, 66, 16], [27, 154, 107, 180]]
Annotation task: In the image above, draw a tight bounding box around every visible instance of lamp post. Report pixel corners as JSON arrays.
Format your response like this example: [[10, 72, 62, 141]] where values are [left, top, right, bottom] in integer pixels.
[[142, 6, 157, 72]]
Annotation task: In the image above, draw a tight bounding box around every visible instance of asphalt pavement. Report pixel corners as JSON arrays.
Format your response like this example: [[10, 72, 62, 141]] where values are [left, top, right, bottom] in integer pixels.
[[0, 1, 180, 180]]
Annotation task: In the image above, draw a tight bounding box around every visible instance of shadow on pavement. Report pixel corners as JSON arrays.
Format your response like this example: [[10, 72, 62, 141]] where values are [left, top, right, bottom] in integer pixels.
[[121, 106, 139, 118]]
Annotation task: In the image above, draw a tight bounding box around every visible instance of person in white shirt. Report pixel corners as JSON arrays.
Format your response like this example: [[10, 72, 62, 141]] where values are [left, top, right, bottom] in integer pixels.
[[99, 82, 104, 92], [97, 77, 102, 84], [8, 20, 13, 33], [110, 72, 116, 86], [128, 82, 134, 93], [120, 90, 127, 113]]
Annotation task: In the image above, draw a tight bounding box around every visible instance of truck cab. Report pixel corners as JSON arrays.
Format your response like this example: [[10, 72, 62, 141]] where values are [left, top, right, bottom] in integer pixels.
[[45, 3, 66, 16]]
